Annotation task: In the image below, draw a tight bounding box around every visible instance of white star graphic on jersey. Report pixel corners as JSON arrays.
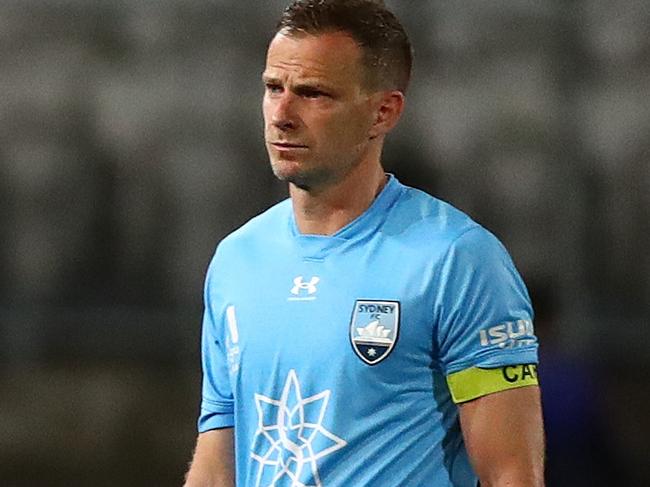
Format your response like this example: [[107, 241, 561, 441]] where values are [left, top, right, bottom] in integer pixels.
[[367, 348, 377, 357], [251, 370, 347, 487]]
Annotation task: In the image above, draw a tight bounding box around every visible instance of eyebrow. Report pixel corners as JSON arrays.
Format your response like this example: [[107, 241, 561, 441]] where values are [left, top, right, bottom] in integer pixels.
[[261, 74, 281, 84], [262, 74, 334, 93]]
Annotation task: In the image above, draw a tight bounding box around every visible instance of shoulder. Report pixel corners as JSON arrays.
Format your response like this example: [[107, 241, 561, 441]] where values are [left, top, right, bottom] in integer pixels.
[[385, 182, 519, 276], [209, 198, 292, 268], [386, 182, 494, 250]]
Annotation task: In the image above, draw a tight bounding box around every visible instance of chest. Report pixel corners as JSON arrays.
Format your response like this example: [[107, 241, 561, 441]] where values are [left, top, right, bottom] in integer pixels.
[[218, 247, 439, 392]]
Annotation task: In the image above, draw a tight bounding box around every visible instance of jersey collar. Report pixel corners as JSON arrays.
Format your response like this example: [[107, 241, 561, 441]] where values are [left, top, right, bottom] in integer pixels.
[[289, 174, 404, 260]]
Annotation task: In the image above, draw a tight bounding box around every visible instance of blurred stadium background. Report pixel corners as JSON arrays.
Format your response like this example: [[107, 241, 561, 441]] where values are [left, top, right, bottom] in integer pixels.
[[0, 0, 648, 485]]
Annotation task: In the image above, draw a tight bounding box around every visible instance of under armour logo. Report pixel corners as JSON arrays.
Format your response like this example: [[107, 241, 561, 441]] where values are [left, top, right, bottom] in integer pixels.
[[290, 276, 320, 296]]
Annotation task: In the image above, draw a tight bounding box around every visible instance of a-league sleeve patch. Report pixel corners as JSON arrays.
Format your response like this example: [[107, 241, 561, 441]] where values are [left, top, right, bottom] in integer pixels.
[[446, 364, 539, 404]]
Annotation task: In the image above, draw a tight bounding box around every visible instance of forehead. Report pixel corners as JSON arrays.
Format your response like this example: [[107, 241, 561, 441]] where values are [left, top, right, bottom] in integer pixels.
[[264, 31, 364, 85]]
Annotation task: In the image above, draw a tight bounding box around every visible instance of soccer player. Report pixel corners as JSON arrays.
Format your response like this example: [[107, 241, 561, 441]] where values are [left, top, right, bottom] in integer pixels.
[[184, 1, 545, 486]]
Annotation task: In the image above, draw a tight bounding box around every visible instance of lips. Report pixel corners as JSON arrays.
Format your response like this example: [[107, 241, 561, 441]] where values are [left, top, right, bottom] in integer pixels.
[[271, 142, 308, 149]]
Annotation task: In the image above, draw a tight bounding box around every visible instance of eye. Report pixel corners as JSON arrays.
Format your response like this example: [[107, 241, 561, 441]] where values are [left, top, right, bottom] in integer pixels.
[[265, 83, 283, 94], [302, 88, 327, 99]]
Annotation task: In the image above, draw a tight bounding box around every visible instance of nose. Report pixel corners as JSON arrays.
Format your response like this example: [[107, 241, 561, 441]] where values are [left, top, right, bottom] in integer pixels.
[[270, 92, 298, 131]]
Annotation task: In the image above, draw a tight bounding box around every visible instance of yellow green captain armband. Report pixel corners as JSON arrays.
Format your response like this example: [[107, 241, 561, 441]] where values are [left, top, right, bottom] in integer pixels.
[[446, 364, 539, 404]]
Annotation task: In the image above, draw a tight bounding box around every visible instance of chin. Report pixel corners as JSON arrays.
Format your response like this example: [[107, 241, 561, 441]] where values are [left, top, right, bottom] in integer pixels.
[[275, 166, 342, 193], [271, 159, 302, 181], [269, 162, 313, 190]]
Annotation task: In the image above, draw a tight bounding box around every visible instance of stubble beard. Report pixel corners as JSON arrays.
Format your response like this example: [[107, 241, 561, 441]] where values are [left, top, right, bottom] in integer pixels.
[[270, 158, 330, 191], [269, 152, 363, 192]]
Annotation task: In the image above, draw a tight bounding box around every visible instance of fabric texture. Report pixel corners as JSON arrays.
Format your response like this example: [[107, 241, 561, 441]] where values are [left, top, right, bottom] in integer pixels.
[[198, 175, 538, 486]]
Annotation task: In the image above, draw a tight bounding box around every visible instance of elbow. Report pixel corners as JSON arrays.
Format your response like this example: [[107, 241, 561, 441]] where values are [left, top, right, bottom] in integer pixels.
[[479, 469, 545, 487]]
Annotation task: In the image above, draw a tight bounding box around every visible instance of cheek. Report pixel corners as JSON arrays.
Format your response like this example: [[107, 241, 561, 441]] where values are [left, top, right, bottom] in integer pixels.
[[262, 98, 272, 126], [328, 110, 372, 144]]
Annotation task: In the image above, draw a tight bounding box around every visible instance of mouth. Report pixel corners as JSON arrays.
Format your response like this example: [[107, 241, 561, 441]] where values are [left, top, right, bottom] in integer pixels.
[[270, 142, 308, 149]]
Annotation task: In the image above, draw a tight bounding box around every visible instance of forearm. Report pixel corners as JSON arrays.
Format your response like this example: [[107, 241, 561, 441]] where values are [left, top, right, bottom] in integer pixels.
[[184, 428, 235, 487]]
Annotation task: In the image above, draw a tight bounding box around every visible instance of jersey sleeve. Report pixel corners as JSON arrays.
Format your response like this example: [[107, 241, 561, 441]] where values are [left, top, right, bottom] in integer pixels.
[[198, 257, 235, 432], [433, 226, 539, 403]]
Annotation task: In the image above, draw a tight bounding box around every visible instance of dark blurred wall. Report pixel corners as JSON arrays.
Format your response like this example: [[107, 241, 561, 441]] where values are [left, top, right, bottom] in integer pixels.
[[0, 1, 648, 485]]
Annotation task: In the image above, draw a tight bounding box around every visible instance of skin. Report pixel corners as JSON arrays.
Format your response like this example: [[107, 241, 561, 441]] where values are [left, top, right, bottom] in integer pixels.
[[183, 428, 234, 487], [460, 386, 545, 487], [184, 31, 545, 487], [262, 30, 405, 235]]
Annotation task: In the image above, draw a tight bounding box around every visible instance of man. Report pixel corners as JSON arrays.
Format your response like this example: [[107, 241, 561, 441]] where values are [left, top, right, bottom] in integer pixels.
[[184, 1, 544, 486]]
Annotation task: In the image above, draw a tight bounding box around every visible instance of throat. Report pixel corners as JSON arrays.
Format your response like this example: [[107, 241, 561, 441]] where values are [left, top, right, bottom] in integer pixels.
[[295, 205, 354, 236], [291, 169, 387, 236]]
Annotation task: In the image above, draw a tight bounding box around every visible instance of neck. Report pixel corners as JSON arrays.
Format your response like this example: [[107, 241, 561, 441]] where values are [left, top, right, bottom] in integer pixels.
[[290, 161, 387, 236]]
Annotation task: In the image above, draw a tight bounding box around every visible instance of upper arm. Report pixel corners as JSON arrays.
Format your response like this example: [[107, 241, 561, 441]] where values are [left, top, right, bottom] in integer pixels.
[[433, 227, 544, 484], [199, 254, 236, 432], [459, 386, 545, 487], [184, 428, 235, 487], [434, 227, 538, 377]]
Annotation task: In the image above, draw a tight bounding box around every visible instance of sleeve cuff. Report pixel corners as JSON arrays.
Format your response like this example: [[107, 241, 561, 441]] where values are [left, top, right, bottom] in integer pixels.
[[446, 364, 539, 403], [198, 408, 235, 432]]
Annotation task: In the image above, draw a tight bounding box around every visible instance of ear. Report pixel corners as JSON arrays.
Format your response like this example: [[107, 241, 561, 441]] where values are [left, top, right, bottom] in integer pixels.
[[368, 90, 405, 139]]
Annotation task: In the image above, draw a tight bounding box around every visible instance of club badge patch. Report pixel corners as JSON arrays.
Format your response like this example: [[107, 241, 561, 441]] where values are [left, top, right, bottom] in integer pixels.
[[350, 300, 400, 365]]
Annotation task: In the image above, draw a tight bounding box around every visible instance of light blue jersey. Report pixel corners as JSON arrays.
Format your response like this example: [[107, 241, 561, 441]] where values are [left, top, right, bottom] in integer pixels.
[[199, 175, 538, 487]]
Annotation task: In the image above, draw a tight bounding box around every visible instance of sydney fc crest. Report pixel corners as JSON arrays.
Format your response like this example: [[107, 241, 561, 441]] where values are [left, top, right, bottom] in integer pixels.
[[350, 300, 400, 365]]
